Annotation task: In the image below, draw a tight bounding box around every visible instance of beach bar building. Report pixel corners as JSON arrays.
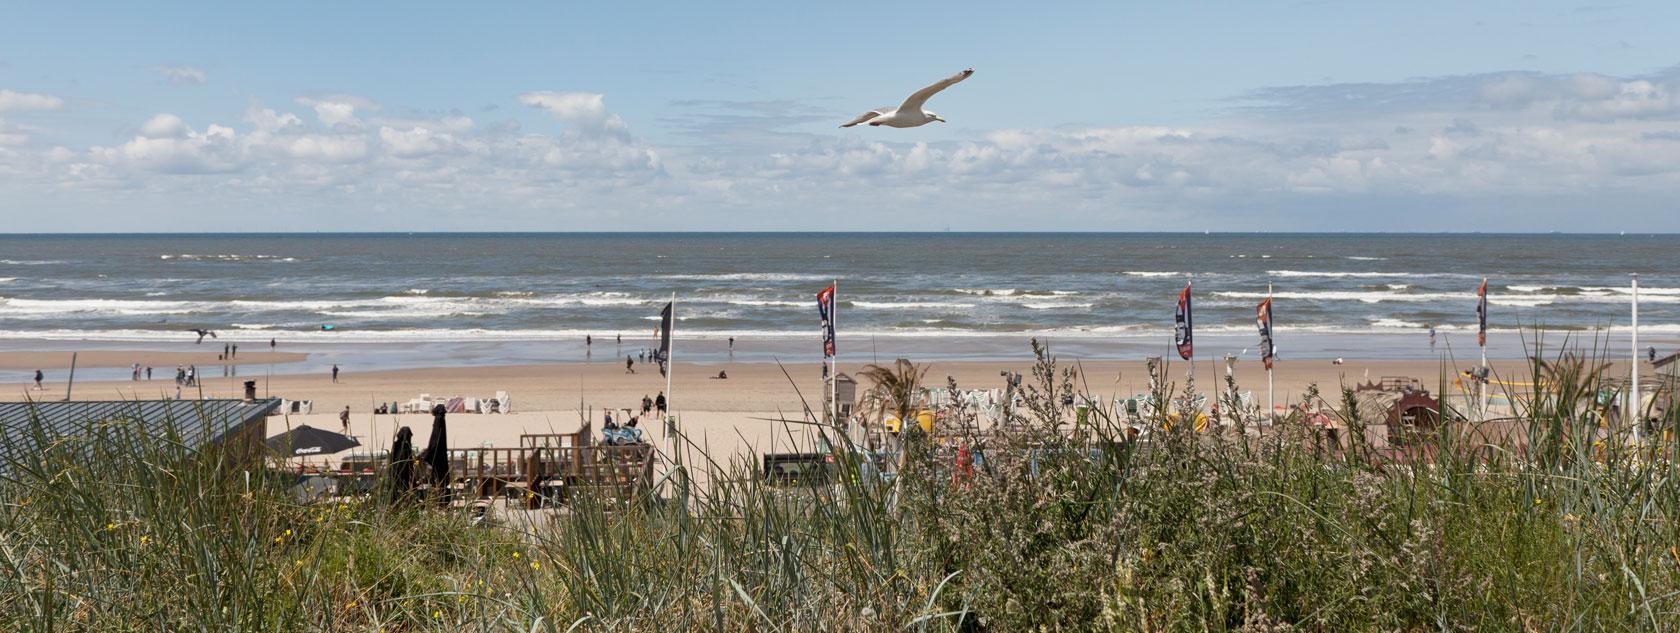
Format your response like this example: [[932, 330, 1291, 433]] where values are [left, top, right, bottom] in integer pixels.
[[0, 398, 281, 467]]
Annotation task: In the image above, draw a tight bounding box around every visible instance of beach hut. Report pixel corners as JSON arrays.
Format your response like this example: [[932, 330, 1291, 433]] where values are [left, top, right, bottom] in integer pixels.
[[0, 398, 282, 468]]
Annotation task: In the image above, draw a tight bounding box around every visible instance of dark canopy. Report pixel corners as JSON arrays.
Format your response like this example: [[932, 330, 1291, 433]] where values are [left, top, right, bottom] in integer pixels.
[[417, 404, 449, 484], [265, 424, 360, 457], [388, 426, 416, 500]]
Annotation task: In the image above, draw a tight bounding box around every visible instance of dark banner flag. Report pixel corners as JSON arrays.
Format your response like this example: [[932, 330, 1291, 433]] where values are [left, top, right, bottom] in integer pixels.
[[1476, 278, 1488, 348], [1256, 297, 1275, 370], [1174, 281, 1194, 360], [816, 284, 836, 358], [655, 301, 673, 364]]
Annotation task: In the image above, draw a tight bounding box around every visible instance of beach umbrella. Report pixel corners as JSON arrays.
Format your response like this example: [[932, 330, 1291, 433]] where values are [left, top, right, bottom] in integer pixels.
[[388, 426, 416, 501], [418, 404, 450, 484], [266, 425, 360, 457]]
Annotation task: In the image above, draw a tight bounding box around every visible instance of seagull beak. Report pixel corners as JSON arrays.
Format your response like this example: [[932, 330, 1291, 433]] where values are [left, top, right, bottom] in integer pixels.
[[934, 116, 946, 123]]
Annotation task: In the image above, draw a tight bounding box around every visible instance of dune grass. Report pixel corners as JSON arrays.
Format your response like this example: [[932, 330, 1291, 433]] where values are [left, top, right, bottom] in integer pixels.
[[1, 342, 1678, 631]]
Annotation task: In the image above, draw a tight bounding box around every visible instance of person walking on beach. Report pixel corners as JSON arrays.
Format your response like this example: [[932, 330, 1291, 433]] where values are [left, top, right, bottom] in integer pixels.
[[1428, 326, 1436, 350], [340, 406, 351, 434], [641, 394, 653, 416], [331, 364, 340, 383], [131, 363, 140, 381], [270, 338, 276, 352], [145, 366, 152, 380], [186, 365, 196, 386], [33, 369, 43, 390], [655, 391, 667, 416], [626, 355, 636, 374], [729, 336, 735, 354], [231, 344, 238, 359], [175, 365, 184, 385], [586, 335, 592, 348]]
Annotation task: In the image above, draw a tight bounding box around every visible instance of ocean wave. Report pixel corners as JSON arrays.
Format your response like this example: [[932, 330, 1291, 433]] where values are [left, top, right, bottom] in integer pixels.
[[0, 296, 206, 316], [849, 301, 972, 310], [656, 272, 829, 282], [1346, 256, 1388, 261], [160, 254, 298, 262], [1022, 302, 1096, 310], [0, 277, 15, 283], [1267, 270, 1474, 279], [0, 260, 64, 265], [1123, 272, 1184, 278]]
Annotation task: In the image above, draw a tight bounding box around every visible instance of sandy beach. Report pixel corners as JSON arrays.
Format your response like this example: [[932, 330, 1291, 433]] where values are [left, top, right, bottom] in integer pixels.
[[8, 349, 1619, 472], [0, 349, 306, 371]]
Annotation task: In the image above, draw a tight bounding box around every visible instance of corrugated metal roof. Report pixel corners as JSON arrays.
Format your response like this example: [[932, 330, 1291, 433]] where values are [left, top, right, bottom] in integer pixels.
[[0, 398, 280, 466]]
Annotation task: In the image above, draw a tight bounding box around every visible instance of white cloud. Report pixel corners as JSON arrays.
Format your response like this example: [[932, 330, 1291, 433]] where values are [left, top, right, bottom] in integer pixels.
[[148, 65, 207, 86], [139, 113, 190, 138], [0, 90, 64, 113], [11, 68, 1680, 230], [517, 91, 631, 140], [295, 95, 378, 127]]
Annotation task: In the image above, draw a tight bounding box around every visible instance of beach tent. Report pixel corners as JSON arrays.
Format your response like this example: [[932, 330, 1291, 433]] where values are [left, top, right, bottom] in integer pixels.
[[418, 404, 449, 484], [265, 424, 360, 457]]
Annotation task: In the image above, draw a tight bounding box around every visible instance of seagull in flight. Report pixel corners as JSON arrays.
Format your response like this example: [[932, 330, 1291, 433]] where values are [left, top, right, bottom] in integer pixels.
[[189, 328, 217, 344], [841, 68, 974, 129]]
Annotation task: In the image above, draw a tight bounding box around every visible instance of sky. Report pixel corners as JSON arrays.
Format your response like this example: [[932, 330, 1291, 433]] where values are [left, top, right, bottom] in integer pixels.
[[3, 1, 1680, 232]]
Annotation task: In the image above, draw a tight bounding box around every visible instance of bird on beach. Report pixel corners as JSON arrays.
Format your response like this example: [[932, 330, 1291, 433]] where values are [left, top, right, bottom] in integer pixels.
[[189, 328, 217, 344], [840, 68, 973, 129]]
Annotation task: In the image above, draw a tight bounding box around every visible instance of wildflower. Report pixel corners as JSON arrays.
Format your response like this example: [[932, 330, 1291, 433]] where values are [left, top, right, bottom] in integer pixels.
[[106, 522, 116, 531], [139, 535, 150, 546], [432, 610, 442, 619], [511, 551, 519, 559], [531, 561, 540, 571], [346, 601, 357, 610]]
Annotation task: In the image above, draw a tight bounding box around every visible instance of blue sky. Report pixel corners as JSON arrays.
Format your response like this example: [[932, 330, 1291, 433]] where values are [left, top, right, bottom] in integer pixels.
[[3, 1, 1680, 231]]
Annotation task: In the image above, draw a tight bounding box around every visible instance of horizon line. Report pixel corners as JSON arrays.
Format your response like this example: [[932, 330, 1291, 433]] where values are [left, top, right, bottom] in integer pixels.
[[3, 230, 1677, 237]]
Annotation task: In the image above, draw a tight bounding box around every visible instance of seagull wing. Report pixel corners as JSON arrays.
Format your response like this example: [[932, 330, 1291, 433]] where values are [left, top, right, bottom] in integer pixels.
[[839, 108, 888, 128], [897, 68, 973, 114]]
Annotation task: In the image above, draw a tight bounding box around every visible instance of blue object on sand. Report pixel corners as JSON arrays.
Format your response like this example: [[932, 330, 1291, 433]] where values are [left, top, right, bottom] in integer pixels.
[[321, 324, 336, 331]]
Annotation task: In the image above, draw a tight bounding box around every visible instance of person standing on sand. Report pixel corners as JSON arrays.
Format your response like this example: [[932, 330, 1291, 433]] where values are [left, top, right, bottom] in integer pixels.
[[626, 355, 636, 374], [331, 364, 340, 383], [729, 336, 735, 354], [33, 369, 43, 390], [655, 392, 667, 416], [270, 338, 276, 352], [145, 366, 152, 380], [232, 344, 238, 359], [642, 394, 653, 416], [1428, 326, 1436, 350], [340, 406, 351, 434]]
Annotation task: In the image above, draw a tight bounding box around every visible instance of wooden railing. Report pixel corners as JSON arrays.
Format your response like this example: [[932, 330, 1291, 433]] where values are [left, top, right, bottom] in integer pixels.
[[440, 443, 655, 507]]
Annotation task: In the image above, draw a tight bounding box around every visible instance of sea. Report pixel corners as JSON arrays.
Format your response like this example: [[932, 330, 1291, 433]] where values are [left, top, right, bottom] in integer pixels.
[[2, 233, 1675, 380]]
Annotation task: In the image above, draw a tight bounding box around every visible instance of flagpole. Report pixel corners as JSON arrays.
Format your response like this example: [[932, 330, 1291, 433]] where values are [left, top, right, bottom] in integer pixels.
[[1631, 273, 1641, 445], [1267, 282, 1274, 427], [666, 292, 679, 470], [830, 279, 839, 428], [1479, 277, 1489, 422]]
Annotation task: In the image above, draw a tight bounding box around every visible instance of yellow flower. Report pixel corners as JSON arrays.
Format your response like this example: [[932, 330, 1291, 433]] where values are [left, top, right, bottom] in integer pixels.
[[345, 601, 357, 609], [139, 535, 150, 546], [106, 522, 116, 530], [531, 561, 540, 571], [284, 529, 292, 536], [511, 551, 519, 559], [432, 610, 442, 619]]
